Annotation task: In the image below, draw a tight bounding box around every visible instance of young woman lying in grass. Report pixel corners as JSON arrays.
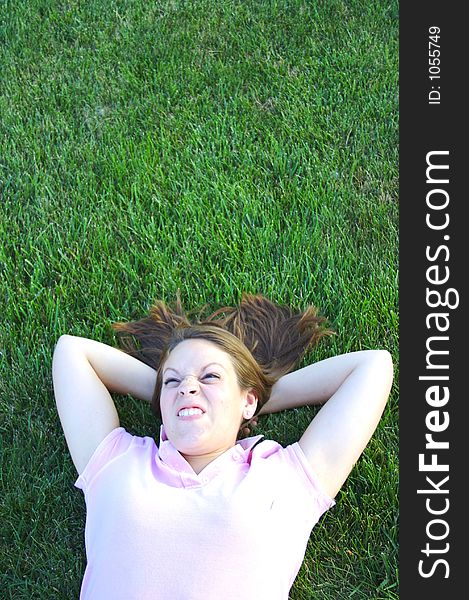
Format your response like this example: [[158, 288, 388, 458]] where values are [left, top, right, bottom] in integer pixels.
[[52, 293, 393, 600]]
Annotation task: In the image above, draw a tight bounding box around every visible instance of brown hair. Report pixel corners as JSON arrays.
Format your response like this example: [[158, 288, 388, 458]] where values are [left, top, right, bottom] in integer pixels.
[[112, 293, 332, 434]]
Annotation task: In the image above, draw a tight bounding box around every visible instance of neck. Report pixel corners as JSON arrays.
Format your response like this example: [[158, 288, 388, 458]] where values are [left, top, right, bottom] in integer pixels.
[[181, 446, 232, 475]]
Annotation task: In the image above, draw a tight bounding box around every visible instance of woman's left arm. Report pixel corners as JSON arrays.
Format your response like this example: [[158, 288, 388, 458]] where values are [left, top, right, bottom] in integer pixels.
[[261, 350, 394, 498]]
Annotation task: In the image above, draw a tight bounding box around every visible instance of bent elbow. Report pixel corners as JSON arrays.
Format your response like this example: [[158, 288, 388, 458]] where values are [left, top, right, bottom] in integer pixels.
[[53, 334, 72, 358], [54, 334, 82, 352], [378, 348, 393, 368], [52, 334, 83, 369], [375, 349, 394, 396]]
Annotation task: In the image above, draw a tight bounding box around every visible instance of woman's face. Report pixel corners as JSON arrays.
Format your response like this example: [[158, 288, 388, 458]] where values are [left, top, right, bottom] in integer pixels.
[[160, 339, 257, 457]]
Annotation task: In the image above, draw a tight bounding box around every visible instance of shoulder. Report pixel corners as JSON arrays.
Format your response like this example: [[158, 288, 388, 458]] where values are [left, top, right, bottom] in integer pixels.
[[247, 438, 336, 509], [75, 427, 157, 491]]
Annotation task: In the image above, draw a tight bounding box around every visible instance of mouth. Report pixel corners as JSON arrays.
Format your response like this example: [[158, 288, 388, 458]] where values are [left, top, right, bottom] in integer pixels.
[[177, 406, 205, 418]]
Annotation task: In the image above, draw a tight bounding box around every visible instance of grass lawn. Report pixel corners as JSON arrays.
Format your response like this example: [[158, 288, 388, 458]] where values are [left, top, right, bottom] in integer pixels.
[[1, 1, 399, 598]]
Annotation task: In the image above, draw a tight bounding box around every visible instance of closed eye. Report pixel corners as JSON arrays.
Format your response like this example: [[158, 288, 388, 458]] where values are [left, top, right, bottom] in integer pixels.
[[203, 373, 220, 380], [164, 378, 180, 386]]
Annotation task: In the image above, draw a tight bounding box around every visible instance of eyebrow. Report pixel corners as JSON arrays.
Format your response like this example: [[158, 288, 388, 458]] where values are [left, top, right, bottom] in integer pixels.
[[163, 362, 227, 375]]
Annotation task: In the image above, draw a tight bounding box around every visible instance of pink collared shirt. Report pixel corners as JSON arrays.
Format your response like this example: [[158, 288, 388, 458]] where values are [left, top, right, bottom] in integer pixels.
[[75, 426, 335, 600]]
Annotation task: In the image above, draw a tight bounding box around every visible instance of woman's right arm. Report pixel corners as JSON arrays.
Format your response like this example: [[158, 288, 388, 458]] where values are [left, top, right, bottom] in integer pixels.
[[52, 334, 157, 475]]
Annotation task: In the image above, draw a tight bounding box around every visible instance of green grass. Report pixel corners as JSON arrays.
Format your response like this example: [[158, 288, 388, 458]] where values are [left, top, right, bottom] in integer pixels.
[[0, 0, 399, 598]]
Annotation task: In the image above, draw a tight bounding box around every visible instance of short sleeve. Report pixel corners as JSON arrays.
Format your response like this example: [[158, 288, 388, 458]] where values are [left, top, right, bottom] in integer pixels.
[[250, 438, 335, 520], [74, 427, 133, 492], [285, 442, 336, 513]]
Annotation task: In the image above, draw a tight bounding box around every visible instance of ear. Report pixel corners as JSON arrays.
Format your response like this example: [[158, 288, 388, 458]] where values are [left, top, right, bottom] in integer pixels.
[[242, 390, 258, 420]]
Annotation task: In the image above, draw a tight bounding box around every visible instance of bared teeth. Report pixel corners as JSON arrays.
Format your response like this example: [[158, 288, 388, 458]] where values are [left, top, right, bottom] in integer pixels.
[[178, 408, 203, 417]]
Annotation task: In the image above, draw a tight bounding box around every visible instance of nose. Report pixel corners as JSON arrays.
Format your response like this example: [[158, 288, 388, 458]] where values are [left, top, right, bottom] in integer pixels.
[[178, 376, 199, 396]]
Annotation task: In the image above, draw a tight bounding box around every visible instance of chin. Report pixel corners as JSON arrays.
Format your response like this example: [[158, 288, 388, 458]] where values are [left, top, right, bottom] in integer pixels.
[[170, 430, 211, 453]]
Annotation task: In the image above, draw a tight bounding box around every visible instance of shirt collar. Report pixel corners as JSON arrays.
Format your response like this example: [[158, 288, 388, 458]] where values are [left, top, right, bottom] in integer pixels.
[[158, 424, 264, 473]]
